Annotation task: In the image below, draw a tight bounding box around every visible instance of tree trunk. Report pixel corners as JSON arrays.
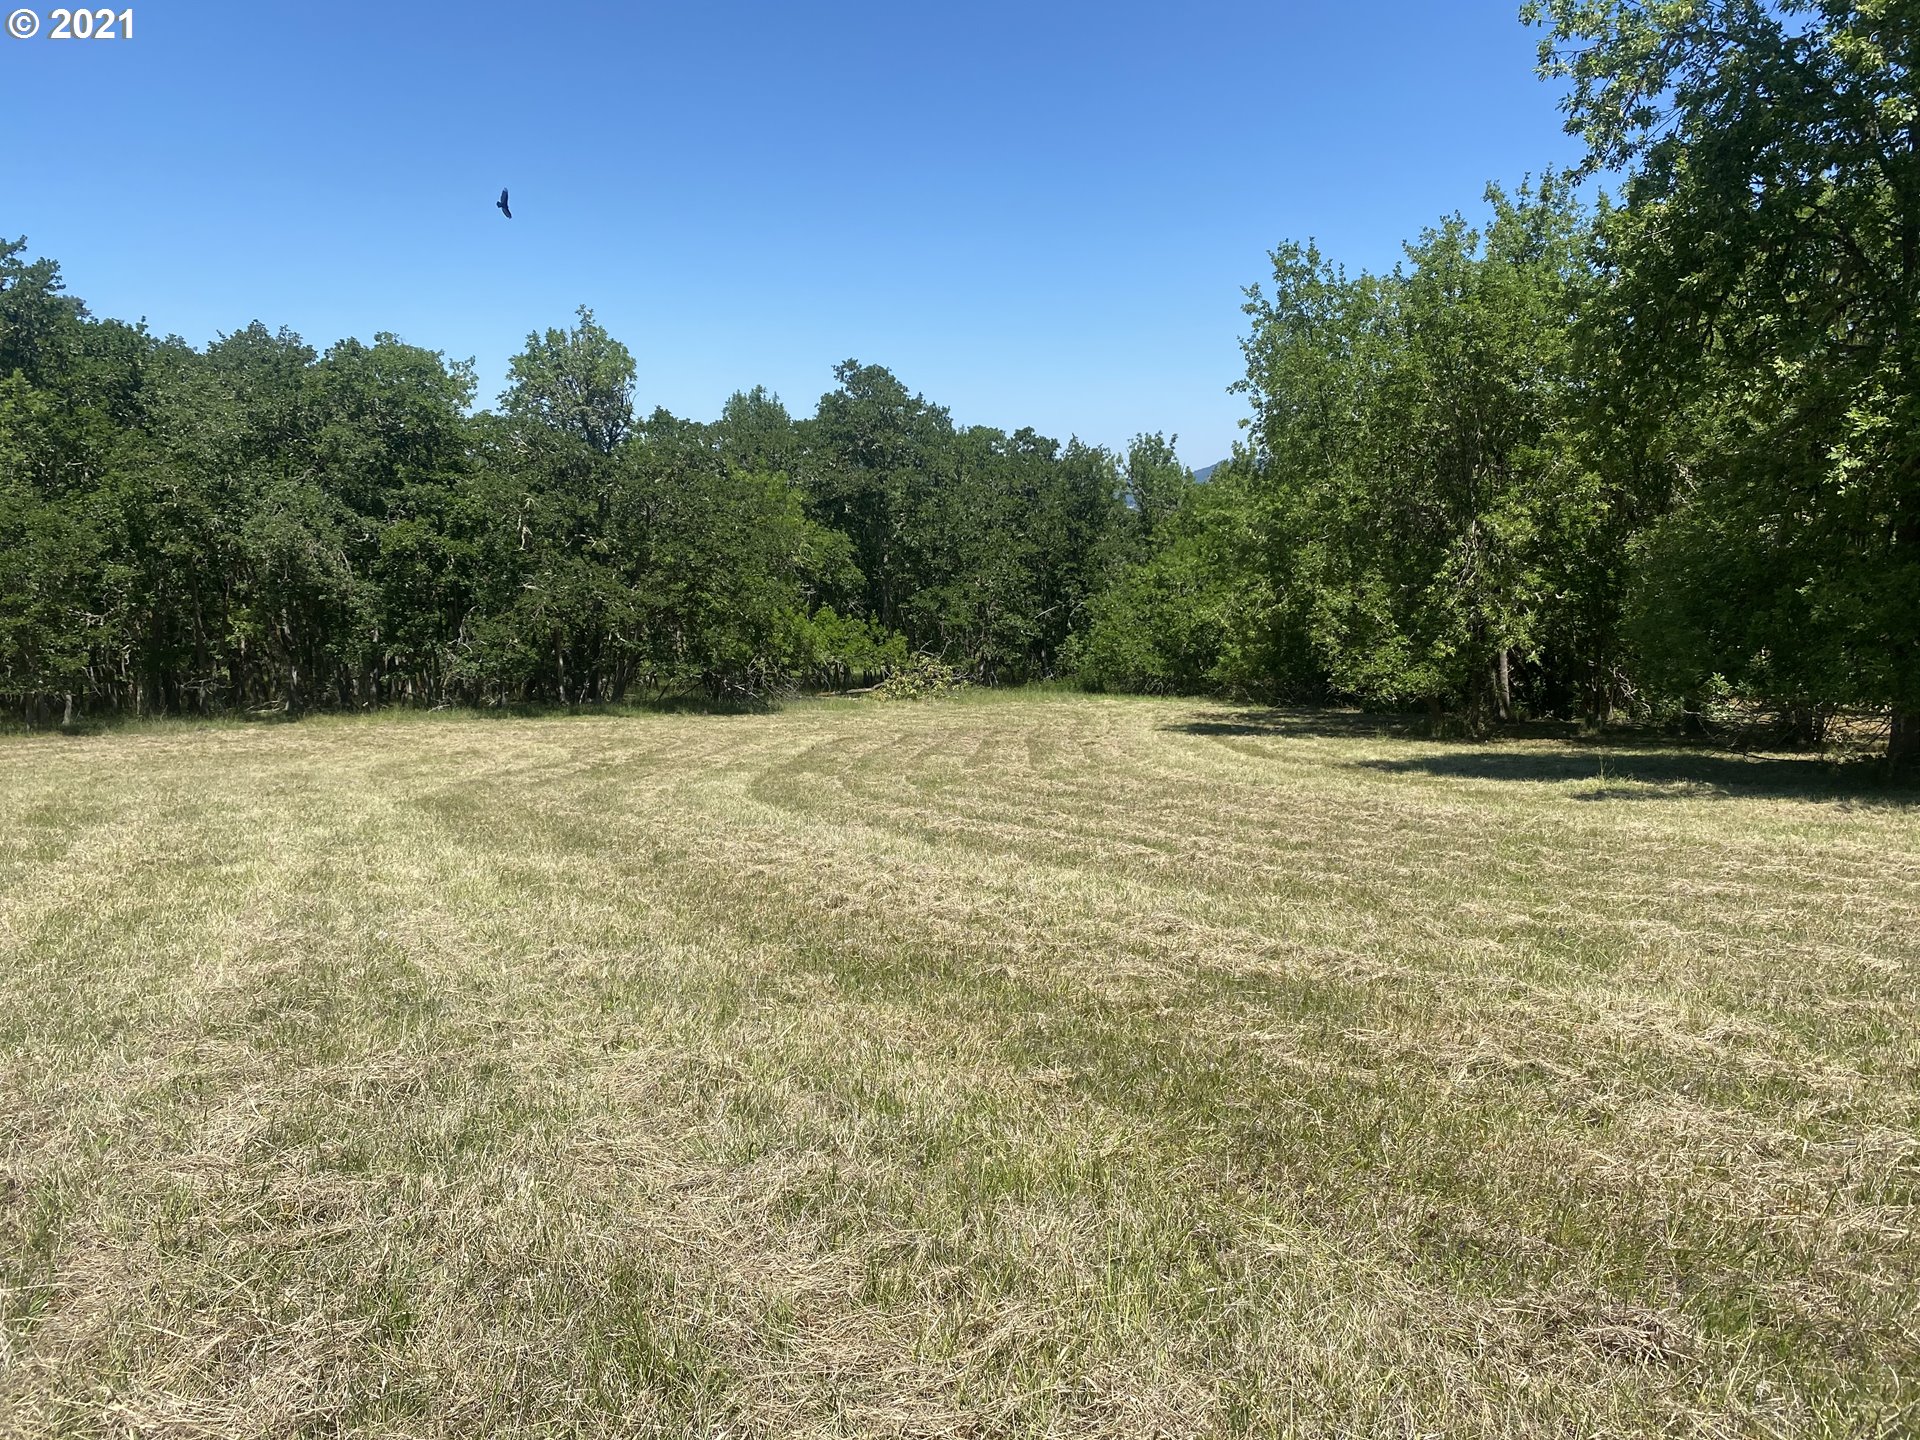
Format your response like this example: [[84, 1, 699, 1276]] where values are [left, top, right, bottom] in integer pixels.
[[1892, 707, 1918, 768]]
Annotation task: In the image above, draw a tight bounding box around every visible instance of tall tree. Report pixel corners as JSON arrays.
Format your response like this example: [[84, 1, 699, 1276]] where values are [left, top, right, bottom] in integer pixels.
[[806, 360, 955, 634], [503, 306, 635, 458], [1529, 0, 1920, 760], [1237, 181, 1597, 726], [1122, 432, 1194, 544], [0, 239, 1176, 717], [714, 385, 800, 477]]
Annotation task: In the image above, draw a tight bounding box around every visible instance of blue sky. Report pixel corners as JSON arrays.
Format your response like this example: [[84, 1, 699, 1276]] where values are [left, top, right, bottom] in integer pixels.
[[4, 1, 1582, 465]]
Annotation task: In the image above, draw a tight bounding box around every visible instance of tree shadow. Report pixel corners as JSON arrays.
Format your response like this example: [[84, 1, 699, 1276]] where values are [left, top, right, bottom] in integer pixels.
[[1164, 707, 1416, 742], [1161, 704, 1914, 803], [1352, 748, 1915, 804], [6, 693, 779, 741]]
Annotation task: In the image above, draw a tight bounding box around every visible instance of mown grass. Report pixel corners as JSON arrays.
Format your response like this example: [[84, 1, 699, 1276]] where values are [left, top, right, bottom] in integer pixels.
[[0, 691, 1915, 1438]]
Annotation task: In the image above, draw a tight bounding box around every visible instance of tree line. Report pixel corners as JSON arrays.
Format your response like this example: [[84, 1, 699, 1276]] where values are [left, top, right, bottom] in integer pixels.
[[4, 1, 1915, 762], [0, 263, 1185, 718], [1076, 0, 1919, 764]]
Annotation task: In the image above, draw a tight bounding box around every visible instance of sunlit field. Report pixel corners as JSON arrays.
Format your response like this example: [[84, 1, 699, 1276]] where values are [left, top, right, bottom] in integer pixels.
[[1, 693, 1915, 1438]]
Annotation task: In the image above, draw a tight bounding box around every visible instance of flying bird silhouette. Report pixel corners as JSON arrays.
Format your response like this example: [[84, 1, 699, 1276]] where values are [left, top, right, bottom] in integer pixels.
[[496, 188, 512, 220]]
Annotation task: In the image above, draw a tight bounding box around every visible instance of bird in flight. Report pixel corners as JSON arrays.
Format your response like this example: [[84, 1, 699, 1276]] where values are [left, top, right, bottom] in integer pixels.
[[496, 188, 512, 220]]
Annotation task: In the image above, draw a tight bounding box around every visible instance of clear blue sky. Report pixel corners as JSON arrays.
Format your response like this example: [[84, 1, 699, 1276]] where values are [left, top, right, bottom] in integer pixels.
[[4, 1, 1581, 466]]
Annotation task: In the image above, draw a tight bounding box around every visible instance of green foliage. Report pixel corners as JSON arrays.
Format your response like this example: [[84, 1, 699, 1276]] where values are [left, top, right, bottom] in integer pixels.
[[789, 606, 910, 689], [1529, 0, 1920, 758], [1062, 3, 1920, 759], [503, 306, 634, 457], [1121, 431, 1195, 546], [797, 361, 1132, 683], [1069, 461, 1265, 696], [1223, 181, 1607, 727], [0, 248, 1138, 721]]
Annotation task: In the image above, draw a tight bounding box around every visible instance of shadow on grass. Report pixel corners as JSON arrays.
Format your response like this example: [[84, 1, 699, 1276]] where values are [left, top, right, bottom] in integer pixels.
[[1352, 748, 1920, 802], [1165, 707, 1417, 742], [6, 693, 778, 741], [1165, 706, 1916, 802]]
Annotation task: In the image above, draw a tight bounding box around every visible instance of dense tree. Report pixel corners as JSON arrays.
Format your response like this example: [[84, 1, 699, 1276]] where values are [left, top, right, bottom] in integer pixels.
[[1073, 6, 1920, 759], [0, 241, 150, 721], [1529, 0, 1920, 760], [1228, 181, 1604, 727], [804, 360, 956, 635], [797, 361, 1131, 682], [1120, 432, 1196, 547], [714, 385, 801, 478], [1069, 458, 1269, 696], [0, 252, 1143, 720], [503, 306, 634, 458]]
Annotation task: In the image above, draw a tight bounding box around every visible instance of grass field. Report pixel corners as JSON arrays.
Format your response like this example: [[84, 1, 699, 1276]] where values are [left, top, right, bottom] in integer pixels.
[[1, 692, 1915, 1439]]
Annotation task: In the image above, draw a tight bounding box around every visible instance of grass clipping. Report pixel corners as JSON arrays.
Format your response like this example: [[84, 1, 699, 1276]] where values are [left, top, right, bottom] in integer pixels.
[[0, 693, 1915, 1438]]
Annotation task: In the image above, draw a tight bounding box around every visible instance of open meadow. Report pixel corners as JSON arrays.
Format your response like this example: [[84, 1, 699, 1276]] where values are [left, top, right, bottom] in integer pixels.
[[0, 692, 1915, 1439]]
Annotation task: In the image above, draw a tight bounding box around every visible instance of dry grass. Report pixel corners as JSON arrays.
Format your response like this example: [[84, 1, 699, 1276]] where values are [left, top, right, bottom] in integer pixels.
[[0, 692, 1915, 1438]]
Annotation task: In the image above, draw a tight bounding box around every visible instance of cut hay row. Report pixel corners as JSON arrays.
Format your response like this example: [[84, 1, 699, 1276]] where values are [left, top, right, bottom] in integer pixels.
[[1, 694, 1915, 1437]]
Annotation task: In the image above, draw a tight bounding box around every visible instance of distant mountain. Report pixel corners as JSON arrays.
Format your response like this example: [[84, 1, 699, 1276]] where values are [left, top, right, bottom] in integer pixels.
[[1192, 461, 1227, 483]]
